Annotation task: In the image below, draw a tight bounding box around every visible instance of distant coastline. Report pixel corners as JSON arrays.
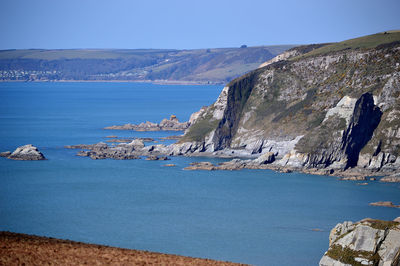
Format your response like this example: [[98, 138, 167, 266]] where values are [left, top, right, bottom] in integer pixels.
[[0, 79, 225, 86], [0, 46, 294, 86]]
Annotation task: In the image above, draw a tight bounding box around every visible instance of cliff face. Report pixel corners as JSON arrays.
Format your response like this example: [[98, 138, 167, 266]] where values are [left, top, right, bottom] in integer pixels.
[[180, 31, 400, 174], [319, 218, 400, 266]]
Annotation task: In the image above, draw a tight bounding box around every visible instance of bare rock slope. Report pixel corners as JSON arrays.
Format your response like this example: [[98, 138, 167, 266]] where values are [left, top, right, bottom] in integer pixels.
[[319, 218, 400, 266]]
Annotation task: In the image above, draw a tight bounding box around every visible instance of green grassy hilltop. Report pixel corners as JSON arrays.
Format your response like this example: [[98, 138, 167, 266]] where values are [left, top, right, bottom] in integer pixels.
[[294, 30, 400, 60]]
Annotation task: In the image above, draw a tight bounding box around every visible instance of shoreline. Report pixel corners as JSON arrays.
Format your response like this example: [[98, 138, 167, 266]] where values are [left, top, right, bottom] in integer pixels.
[[0, 231, 245, 266], [183, 156, 396, 179], [0, 79, 225, 86]]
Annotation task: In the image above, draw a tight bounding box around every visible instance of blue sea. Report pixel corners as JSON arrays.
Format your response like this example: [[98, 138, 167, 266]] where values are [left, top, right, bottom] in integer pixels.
[[0, 82, 399, 265]]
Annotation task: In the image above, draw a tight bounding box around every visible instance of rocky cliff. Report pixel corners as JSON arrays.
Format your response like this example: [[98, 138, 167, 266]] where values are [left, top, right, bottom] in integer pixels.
[[177, 31, 400, 177], [319, 218, 400, 266]]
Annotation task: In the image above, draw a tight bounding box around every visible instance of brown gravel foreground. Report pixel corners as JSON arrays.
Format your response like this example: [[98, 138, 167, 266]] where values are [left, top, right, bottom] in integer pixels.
[[0, 232, 246, 266]]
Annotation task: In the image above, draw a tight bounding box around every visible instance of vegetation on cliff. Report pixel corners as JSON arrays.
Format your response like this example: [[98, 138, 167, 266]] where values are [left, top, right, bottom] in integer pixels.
[[182, 31, 400, 175]]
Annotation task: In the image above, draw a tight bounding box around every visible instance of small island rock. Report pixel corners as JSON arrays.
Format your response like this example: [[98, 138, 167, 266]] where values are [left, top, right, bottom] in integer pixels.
[[369, 201, 400, 208], [7, 144, 46, 160]]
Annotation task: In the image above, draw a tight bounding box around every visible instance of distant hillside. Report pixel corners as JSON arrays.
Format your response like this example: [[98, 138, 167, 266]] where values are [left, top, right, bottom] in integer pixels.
[[0, 45, 294, 84]]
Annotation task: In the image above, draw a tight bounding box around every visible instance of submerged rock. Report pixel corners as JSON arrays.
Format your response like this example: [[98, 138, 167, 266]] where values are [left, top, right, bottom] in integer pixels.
[[369, 201, 400, 208], [339, 176, 366, 181], [320, 218, 400, 266], [184, 162, 216, 170], [145, 155, 170, 161], [6, 145, 46, 160]]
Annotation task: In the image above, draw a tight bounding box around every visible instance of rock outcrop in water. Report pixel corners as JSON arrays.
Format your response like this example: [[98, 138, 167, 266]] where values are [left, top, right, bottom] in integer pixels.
[[1, 145, 46, 161], [169, 31, 400, 179], [66, 140, 172, 160], [319, 218, 400, 266], [369, 201, 400, 208], [104, 115, 189, 131]]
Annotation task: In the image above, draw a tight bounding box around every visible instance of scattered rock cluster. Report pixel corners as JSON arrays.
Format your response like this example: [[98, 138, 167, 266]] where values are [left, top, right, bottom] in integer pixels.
[[65, 140, 171, 160], [104, 115, 189, 131]]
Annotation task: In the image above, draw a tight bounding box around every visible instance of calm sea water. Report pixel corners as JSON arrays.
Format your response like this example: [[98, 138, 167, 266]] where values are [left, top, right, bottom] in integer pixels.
[[0, 82, 399, 265]]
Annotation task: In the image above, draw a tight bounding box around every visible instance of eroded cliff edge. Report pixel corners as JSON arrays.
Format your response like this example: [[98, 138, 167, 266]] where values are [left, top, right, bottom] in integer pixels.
[[319, 218, 400, 266], [174, 31, 400, 178]]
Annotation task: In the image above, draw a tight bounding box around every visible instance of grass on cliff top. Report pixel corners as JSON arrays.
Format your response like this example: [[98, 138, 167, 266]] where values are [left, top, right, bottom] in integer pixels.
[[293, 30, 400, 60], [363, 219, 400, 230], [326, 244, 380, 266], [181, 111, 221, 142]]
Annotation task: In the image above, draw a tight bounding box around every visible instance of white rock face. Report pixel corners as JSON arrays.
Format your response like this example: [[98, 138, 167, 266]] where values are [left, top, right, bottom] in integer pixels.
[[319, 219, 400, 266], [204, 130, 218, 153], [323, 96, 357, 127], [277, 147, 309, 168], [263, 136, 303, 158], [231, 135, 303, 157], [378, 229, 400, 265], [170, 142, 193, 155], [211, 86, 229, 120], [329, 221, 354, 245], [335, 225, 385, 252], [8, 144, 46, 160], [128, 139, 145, 149], [245, 139, 264, 154], [188, 106, 207, 125], [319, 255, 351, 266], [258, 49, 300, 68], [376, 73, 400, 112], [254, 152, 275, 164]]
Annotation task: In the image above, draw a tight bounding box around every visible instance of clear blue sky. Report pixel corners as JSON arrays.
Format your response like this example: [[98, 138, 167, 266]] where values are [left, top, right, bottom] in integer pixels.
[[1, 0, 399, 49]]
